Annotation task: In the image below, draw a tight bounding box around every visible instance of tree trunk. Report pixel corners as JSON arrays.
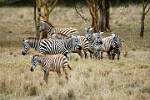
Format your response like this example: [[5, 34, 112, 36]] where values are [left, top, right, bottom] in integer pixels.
[[140, 13, 145, 38], [34, 0, 40, 39], [98, 0, 110, 32]]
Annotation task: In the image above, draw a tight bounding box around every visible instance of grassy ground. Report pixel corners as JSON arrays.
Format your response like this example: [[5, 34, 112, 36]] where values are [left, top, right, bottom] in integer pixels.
[[0, 5, 150, 100]]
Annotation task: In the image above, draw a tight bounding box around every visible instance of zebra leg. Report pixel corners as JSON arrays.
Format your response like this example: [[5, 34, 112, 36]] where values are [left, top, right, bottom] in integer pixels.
[[101, 51, 103, 59], [107, 51, 111, 59], [112, 53, 115, 60], [90, 53, 94, 59], [57, 71, 62, 78], [64, 70, 68, 80], [117, 51, 120, 60], [43, 70, 49, 83], [78, 50, 83, 58], [84, 50, 88, 59]]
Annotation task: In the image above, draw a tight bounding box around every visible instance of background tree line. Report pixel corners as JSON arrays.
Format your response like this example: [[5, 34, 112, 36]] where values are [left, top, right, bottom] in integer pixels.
[[0, 0, 148, 7]]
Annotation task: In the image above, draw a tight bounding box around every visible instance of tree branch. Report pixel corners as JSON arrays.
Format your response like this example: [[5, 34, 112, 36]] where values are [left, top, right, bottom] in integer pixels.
[[48, 0, 58, 15], [74, 0, 88, 22], [145, 6, 150, 15]]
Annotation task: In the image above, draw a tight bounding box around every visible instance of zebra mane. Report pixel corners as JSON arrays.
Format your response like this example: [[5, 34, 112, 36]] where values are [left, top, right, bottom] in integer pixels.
[[26, 37, 39, 40], [42, 20, 54, 28]]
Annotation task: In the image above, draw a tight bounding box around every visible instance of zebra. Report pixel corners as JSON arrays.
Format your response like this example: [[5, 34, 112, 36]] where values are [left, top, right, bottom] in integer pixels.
[[109, 34, 122, 60], [92, 32, 103, 60], [39, 20, 79, 39], [21, 36, 82, 59], [84, 27, 103, 59], [39, 36, 81, 58], [30, 54, 72, 83], [100, 33, 122, 60], [71, 35, 93, 59]]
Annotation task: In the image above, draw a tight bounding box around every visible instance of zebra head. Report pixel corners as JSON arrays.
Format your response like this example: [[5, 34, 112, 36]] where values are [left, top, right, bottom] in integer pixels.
[[31, 55, 40, 72], [93, 32, 103, 52], [21, 38, 31, 55], [70, 36, 82, 51], [39, 21, 54, 34], [111, 33, 121, 49], [85, 27, 94, 41], [94, 32, 103, 45]]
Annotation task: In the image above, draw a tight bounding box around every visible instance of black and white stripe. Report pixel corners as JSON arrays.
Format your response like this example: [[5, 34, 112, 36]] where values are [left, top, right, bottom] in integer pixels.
[[84, 27, 103, 59], [21, 37, 41, 55], [39, 21, 79, 39], [31, 54, 72, 83], [39, 36, 81, 58], [21, 36, 81, 58], [101, 33, 122, 60]]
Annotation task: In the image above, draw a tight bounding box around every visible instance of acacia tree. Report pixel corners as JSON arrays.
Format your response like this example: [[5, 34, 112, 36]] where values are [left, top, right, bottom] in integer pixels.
[[85, 0, 110, 32], [86, 0, 99, 32], [34, 0, 58, 39], [98, 0, 110, 32], [140, 0, 150, 38]]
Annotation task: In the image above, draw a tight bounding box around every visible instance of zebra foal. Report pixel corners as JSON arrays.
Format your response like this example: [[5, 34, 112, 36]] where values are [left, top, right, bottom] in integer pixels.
[[31, 54, 72, 83]]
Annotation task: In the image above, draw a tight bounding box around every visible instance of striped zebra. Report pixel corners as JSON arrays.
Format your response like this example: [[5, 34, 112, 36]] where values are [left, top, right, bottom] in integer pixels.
[[21, 36, 81, 58], [39, 21, 79, 39], [84, 27, 103, 59], [109, 35, 122, 60], [39, 36, 81, 58], [71, 35, 93, 59], [100, 33, 122, 60], [31, 54, 72, 83]]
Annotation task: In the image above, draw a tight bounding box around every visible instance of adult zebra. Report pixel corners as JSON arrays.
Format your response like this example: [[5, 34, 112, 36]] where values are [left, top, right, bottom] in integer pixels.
[[31, 54, 72, 83], [84, 27, 122, 60], [39, 20, 79, 39], [100, 33, 122, 60], [72, 36, 93, 59], [84, 27, 103, 59], [21, 36, 81, 58]]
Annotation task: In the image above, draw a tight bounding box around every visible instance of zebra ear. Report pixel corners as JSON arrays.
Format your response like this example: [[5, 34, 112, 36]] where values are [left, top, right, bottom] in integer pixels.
[[111, 33, 116, 37], [89, 27, 93, 31]]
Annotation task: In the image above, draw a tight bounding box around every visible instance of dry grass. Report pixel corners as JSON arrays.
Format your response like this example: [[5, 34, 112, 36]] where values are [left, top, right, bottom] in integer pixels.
[[0, 5, 150, 100]]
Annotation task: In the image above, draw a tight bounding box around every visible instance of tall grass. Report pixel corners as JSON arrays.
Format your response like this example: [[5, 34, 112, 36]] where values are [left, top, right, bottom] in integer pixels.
[[0, 5, 150, 100]]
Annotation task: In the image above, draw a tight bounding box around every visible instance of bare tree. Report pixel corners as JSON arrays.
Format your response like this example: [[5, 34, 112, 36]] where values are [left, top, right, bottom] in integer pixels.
[[140, 0, 150, 38]]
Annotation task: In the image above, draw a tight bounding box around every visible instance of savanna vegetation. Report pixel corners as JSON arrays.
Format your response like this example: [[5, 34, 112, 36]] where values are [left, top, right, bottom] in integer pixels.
[[0, 0, 150, 100]]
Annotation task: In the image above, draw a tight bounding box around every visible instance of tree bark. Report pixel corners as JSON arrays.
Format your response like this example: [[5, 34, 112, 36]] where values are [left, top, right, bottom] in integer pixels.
[[140, 12, 145, 38], [140, 0, 150, 38], [34, 0, 40, 39], [98, 0, 110, 32]]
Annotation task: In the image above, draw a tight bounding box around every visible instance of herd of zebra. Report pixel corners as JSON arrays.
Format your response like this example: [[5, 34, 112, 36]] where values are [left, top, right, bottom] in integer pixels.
[[21, 20, 122, 83]]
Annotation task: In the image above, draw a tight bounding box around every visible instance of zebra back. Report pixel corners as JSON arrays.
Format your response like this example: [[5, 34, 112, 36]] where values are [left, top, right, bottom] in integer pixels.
[[39, 36, 81, 56]]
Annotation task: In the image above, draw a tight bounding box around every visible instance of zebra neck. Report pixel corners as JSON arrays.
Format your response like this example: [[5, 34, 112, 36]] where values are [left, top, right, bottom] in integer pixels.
[[30, 39, 40, 50], [48, 27, 54, 36], [65, 39, 72, 50], [38, 56, 48, 67]]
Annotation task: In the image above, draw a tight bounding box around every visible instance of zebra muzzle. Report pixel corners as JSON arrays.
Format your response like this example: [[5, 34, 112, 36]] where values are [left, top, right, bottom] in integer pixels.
[[22, 51, 26, 55], [30, 68, 34, 72]]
